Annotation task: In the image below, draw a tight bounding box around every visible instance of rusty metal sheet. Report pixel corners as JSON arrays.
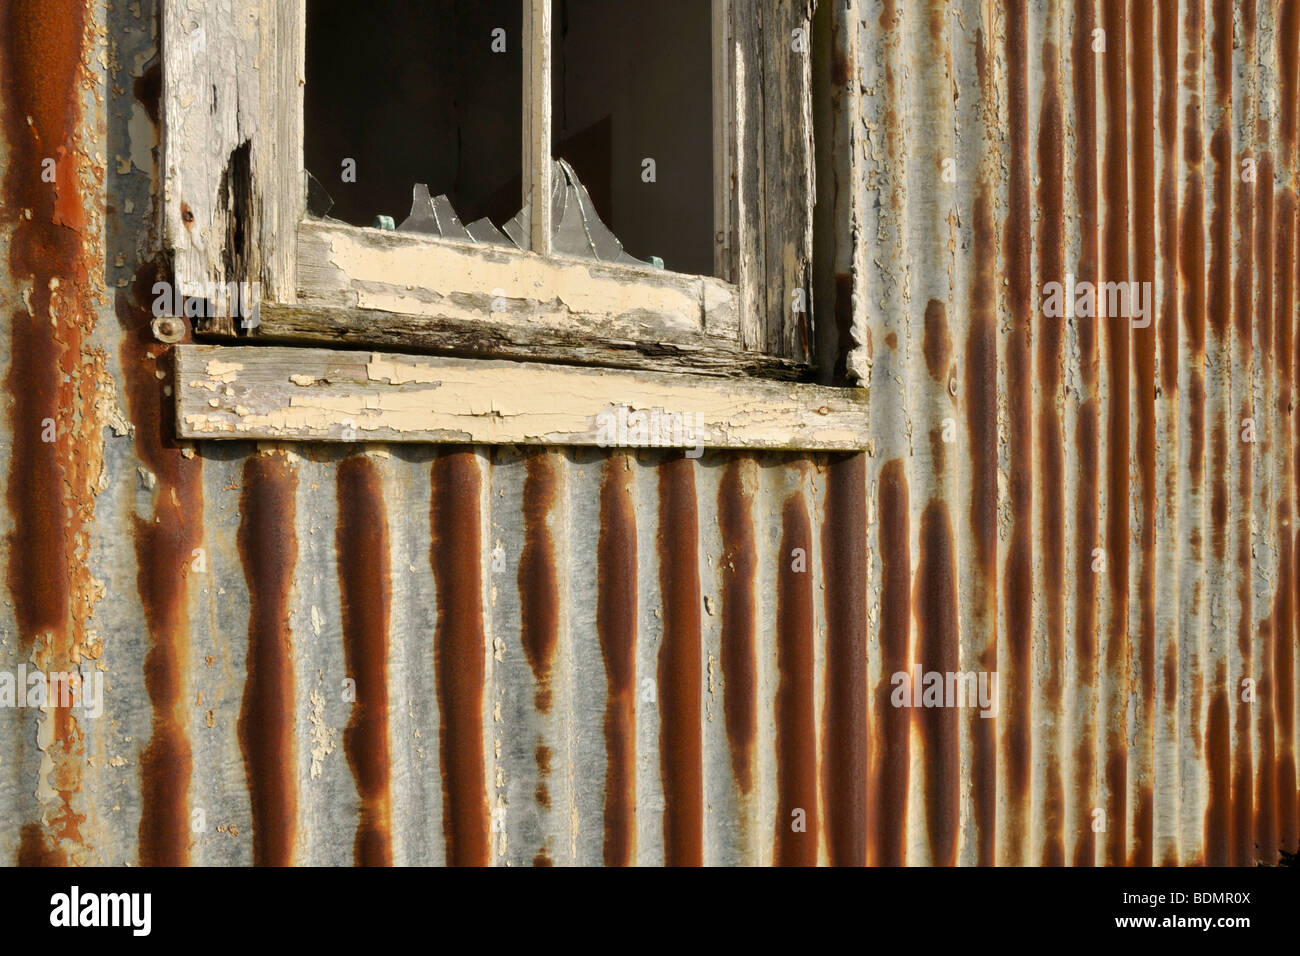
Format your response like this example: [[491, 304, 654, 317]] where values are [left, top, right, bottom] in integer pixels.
[[0, 0, 1296, 868]]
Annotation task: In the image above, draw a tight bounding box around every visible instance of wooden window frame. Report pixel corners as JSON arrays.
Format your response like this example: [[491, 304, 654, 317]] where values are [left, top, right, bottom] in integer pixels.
[[162, 0, 862, 449]]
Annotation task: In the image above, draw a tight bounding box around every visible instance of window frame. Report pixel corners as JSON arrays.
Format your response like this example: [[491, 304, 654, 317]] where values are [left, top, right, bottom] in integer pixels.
[[161, 0, 863, 451]]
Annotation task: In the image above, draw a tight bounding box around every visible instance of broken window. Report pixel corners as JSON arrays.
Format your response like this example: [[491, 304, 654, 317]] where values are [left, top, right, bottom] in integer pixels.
[[164, 0, 819, 374], [305, 0, 523, 236], [304, 0, 714, 277]]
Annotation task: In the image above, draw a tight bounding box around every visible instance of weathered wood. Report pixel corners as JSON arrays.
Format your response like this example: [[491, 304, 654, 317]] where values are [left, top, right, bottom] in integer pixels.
[[523, 0, 554, 255], [713, 0, 735, 283], [732, 0, 766, 354], [217, 302, 807, 379], [295, 218, 741, 342], [162, 0, 303, 334], [174, 345, 868, 450], [763, 0, 816, 363], [160, 1, 818, 373], [812, 0, 866, 385]]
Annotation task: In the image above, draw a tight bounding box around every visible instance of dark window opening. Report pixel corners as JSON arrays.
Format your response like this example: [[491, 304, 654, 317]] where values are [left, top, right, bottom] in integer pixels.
[[552, 0, 715, 276], [305, 1, 715, 277], [304, 0, 522, 232]]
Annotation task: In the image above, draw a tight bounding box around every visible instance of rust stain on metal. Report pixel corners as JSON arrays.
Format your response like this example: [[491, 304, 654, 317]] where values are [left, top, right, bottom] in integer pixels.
[[1273, 190, 1297, 855], [774, 486, 816, 866], [1129, 0, 1158, 868], [430, 450, 490, 866], [871, 458, 909, 866], [519, 452, 559, 713], [921, 298, 951, 383], [915, 500, 959, 867], [1003, 0, 1034, 866], [120, 266, 201, 867], [336, 455, 394, 866], [1100, 0, 1132, 869], [1036, 25, 1067, 867], [597, 454, 637, 866], [717, 458, 757, 795], [236, 453, 299, 866], [2, 0, 105, 866], [656, 455, 703, 866], [965, 104, 998, 871], [1069, 0, 1101, 867], [820, 453, 866, 866]]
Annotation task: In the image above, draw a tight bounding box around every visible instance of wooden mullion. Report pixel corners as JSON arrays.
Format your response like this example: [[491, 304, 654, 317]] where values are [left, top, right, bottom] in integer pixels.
[[523, 0, 553, 255]]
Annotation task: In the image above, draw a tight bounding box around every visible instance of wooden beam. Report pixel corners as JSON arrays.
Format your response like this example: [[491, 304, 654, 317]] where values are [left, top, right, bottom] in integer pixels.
[[174, 345, 868, 450], [523, 0, 553, 255], [712, 0, 735, 282], [162, 0, 303, 333], [292, 218, 741, 341], [221, 303, 806, 379]]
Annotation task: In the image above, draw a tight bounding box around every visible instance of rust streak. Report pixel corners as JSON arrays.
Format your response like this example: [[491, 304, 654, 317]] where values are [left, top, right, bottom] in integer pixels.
[[774, 487, 816, 866], [430, 450, 490, 866], [236, 454, 299, 867], [120, 265, 201, 867], [337, 455, 393, 867], [656, 455, 703, 866], [1070, 0, 1100, 867], [1004, 0, 1034, 867], [1036, 27, 1067, 868], [820, 454, 867, 866], [871, 459, 909, 866], [598, 454, 637, 866], [3, 0, 97, 865], [519, 452, 560, 713], [717, 458, 757, 795], [1129, 0, 1157, 868], [915, 500, 959, 866]]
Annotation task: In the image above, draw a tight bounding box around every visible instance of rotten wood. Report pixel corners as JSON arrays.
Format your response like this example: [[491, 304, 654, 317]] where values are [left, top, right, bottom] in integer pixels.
[[162, 0, 303, 333], [762, 0, 816, 363], [713, 0, 735, 283], [174, 345, 868, 450], [225, 303, 806, 379], [161, 0, 821, 371], [293, 218, 741, 342]]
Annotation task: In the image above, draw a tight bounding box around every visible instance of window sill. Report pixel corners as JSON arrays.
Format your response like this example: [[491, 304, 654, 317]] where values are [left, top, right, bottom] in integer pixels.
[[174, 344, 867, 451]]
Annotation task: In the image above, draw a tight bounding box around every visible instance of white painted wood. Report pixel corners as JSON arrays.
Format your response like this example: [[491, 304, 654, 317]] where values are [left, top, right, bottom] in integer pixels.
[[175, 345, 868, 450]]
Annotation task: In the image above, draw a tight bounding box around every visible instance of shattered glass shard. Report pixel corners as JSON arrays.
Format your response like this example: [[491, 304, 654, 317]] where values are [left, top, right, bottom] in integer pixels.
[[398, 184, 473, 241], [502, 201, 530, 250], [388, 163, 651, 264], [465, 217, 513, 247], [551, 158, 642, 266], [305, 170, 336, 219]]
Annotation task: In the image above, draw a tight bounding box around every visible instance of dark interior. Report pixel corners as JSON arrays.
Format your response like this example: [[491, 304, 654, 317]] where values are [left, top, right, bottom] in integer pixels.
[[305, 0, 714, 276]]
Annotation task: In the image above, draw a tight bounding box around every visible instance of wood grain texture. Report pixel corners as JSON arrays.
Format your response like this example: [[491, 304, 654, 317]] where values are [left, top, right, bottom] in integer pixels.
[[234, 303, 804, 379], [524, 0, 553, 254], [174, 345, 868, 449], [294, 219, 740, 342], [162, 0, 303, 331], [161, 1, 816, 368]]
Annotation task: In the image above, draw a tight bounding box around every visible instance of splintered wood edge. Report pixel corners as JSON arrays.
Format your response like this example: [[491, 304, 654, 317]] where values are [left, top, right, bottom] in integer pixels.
[[174, 345, 869, 451]]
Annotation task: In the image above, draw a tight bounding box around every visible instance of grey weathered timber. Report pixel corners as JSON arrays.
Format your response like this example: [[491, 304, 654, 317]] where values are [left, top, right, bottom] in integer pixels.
[[162, 0, 819, 369], [234, 303, 805, 379], [162, 0, 304, 331], [290, 218, 742, 343]]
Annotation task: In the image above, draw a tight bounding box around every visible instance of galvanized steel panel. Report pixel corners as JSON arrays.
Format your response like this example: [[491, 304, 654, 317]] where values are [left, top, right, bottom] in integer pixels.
[[0, 0, 1296, 866]]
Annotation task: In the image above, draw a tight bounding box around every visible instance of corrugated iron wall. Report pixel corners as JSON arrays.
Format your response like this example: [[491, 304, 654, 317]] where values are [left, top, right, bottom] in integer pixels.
[[0, 0, 1296, 866]]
